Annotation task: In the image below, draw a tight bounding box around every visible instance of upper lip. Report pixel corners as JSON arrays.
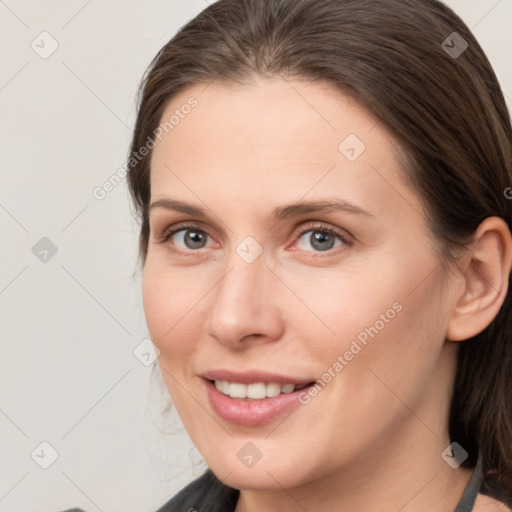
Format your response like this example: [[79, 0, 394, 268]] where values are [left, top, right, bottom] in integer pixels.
[[200, 369, 316, 385]]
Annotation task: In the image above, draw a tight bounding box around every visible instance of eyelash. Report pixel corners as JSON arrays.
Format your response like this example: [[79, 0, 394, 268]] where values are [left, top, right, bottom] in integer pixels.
[[155, 221, 352, 257]]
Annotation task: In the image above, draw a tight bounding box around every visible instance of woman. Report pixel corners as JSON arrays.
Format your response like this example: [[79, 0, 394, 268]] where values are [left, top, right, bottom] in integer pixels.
[[126, 0, 512, 510]]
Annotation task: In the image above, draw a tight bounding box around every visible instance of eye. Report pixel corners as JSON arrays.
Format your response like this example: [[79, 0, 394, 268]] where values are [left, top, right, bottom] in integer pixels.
[[156, 223, 217, 254], [293, 223, 350, 253]]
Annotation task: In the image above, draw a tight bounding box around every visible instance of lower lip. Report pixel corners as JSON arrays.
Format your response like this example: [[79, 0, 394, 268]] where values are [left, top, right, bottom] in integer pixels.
[[204, 379, 313, 426]]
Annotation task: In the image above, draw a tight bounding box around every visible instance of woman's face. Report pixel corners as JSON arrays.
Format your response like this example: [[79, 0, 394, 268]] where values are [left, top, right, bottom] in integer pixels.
[[143, 77, 461, 490]]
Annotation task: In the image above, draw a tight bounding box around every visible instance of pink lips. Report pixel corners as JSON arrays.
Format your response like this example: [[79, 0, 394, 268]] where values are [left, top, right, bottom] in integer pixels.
[[200, 369, 316, 426]]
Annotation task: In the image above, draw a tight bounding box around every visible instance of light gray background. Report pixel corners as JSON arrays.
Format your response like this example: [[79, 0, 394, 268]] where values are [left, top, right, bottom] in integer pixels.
[[1, 1, 511, 511]]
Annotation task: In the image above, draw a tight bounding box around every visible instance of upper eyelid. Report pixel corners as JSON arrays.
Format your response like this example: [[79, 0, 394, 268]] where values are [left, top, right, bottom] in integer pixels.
[[159, 220, 347, 236]]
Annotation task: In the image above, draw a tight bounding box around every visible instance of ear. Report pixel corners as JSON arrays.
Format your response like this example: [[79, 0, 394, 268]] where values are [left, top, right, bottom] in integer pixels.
[[446, 216, 512, 342]]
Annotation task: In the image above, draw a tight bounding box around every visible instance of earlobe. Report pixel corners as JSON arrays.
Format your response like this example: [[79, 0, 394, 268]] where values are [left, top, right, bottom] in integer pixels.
[[446, 217, 512, 342]]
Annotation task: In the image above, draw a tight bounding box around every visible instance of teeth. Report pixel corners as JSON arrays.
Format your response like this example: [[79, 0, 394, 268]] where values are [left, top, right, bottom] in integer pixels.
[[246, 382, 266, 399], [213, 380, 308, 399], [281, 383, 296, 393]]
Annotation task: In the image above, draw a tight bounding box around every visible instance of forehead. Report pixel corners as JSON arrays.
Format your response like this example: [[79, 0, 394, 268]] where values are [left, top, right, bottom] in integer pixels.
[[152, 77, 382, 167], [148, 77, 422, 224]]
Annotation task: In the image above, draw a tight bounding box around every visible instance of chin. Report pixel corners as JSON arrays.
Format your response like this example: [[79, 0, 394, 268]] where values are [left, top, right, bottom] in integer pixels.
[[207, 455, 309, 491]]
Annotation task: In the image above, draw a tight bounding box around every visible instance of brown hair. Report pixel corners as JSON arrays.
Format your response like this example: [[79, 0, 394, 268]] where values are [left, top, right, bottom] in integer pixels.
[[126, 0, 512, 503]]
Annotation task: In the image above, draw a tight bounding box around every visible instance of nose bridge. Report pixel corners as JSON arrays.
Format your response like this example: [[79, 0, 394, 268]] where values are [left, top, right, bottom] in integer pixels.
[[205, 246, 283, 345]]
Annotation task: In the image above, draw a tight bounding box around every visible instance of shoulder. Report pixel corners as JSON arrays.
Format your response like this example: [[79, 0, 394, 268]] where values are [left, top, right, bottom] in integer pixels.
[[155, 468, 240, 512], [473, 492, 511, 511], [474, 473, 512, 511]]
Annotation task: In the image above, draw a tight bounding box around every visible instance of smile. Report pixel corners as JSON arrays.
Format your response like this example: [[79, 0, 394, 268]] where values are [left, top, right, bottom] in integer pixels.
[[212, 380, 312, 400]]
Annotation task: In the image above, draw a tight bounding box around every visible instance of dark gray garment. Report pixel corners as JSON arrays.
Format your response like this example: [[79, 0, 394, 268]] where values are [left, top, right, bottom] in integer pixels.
[[454, 454, 483, 512]]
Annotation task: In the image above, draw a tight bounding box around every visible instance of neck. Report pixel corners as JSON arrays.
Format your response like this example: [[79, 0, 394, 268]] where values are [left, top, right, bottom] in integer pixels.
[[234, 418, 474, 512]]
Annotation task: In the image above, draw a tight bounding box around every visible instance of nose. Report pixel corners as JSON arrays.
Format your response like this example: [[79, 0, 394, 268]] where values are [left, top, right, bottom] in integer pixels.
[[204, 252, 284, 349]]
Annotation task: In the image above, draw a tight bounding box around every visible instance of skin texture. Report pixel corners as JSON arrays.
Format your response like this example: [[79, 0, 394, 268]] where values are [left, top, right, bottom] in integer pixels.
[[142, 77, 512, 512]]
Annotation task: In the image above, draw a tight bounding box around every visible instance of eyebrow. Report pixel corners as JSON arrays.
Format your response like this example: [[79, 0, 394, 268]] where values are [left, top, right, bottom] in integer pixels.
[[149, 198, 374, 222]]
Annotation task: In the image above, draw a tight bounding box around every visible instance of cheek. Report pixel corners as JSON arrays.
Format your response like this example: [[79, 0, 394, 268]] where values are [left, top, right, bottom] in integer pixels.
[[142, 262, 206, 360], [297, 256, 446, 393], [142, 265, 205, 415], [287, 274, 449, 469], [327, 271, 447, 419], [285, 265, 405, 355]]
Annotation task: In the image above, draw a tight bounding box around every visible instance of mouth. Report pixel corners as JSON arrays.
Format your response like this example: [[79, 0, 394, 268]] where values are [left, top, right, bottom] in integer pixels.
[[203, 377, 318, 426], [208, 379, 315, 400]]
